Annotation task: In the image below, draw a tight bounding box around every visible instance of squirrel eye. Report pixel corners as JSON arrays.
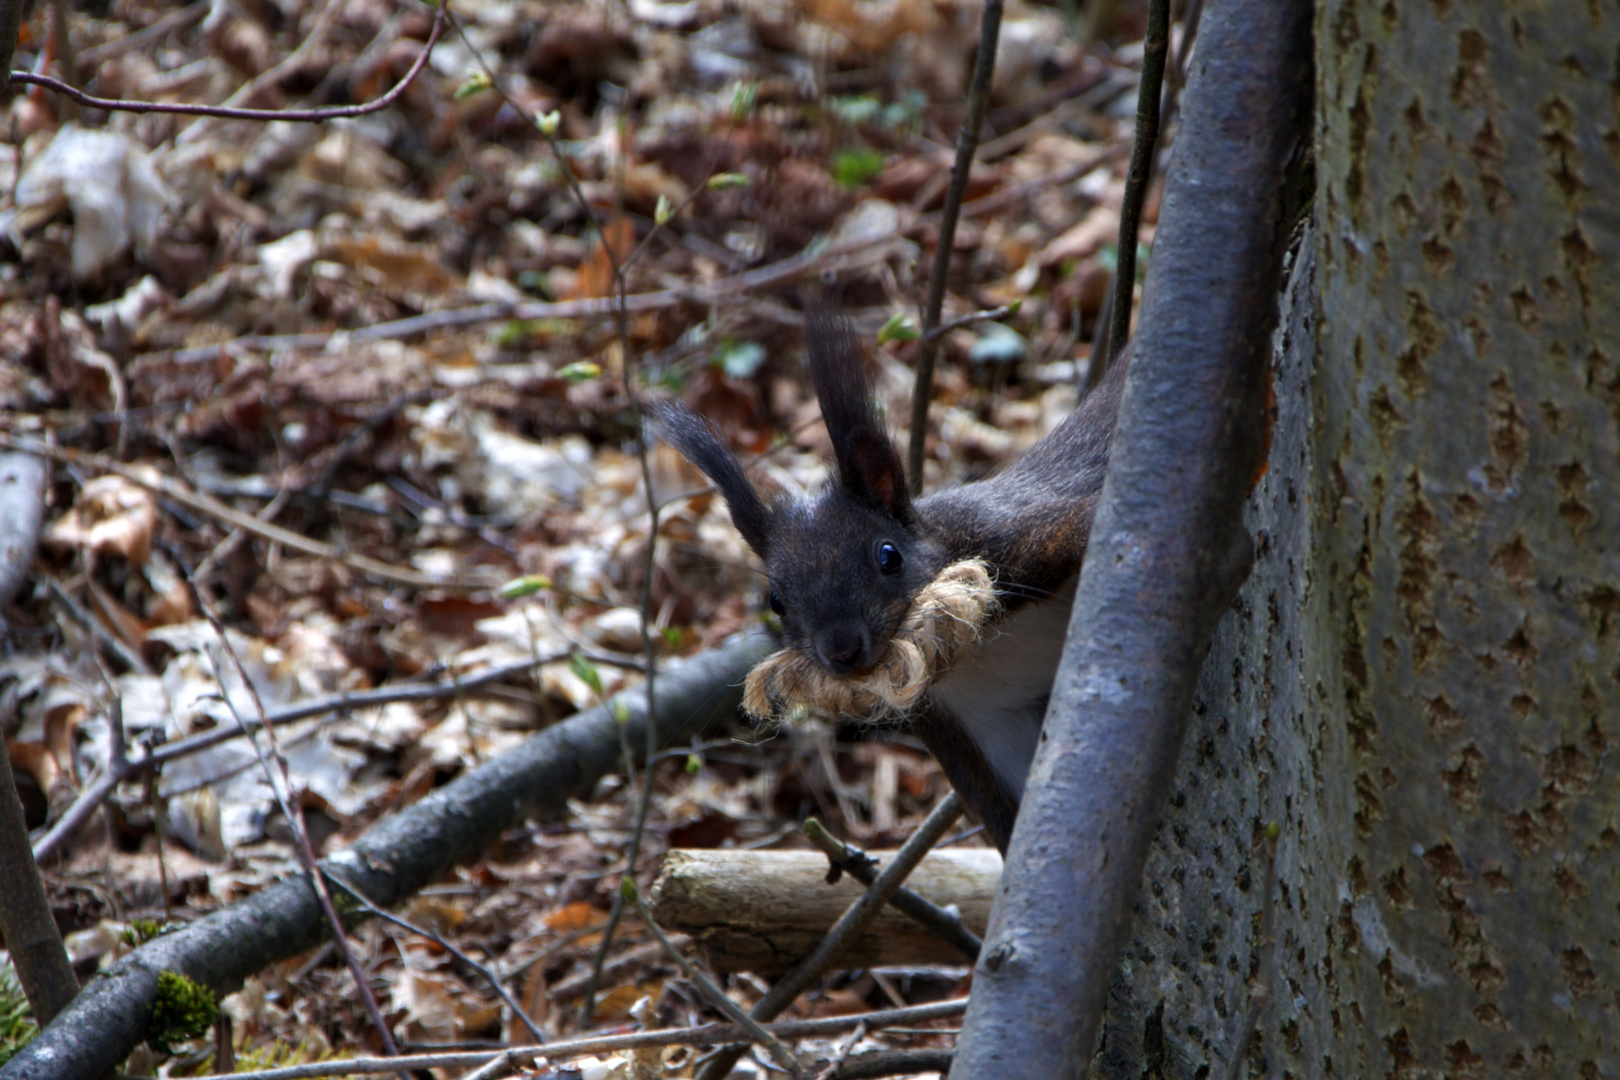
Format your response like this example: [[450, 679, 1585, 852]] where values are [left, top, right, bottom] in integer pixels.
[[768, 590, 786, 616], [877, 541, 903, 575]]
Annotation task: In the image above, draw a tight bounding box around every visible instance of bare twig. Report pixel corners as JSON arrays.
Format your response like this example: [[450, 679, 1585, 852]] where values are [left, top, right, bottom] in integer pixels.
[[34, 655, 570, 862], [0, 740, 79, 1024], [624, 880, 803, 1078], [29, 709, 131, 863], [186, 572, 407, 1070], [906, 0, 1005, 493], [218, 999, 966, 1080], [76, 1, 208, 68], [45, 576, 151, 675], [801, 818, 980, 962], [9, 634, 773, 1078], [8, 3, 445, 122], [814, 1021, 867, 1080], [0, 699, 78, 1027], [328, 876, 547, 1045], [925, 303, 1021, 343], [1088, 0, 1172, 385], [694, 793, 966, 1080], [164, 218, 908, 366]]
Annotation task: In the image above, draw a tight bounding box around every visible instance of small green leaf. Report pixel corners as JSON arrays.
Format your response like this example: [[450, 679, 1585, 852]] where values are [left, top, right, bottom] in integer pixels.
[[707, 172, 750, 191], [1006, 298, 1023, 317], [454, 71, 493, 100], [1266, 820, 1281, 841], [730, 81, 758, 122], [829, 147, 884, 189], [876, 313, 920, 345], [654, 194, 673, 225], [619, 877, 640, 901], [569, 654, 604, 697], [612, 699, 630, 723], [535, 110, 562, 136], [659, 626, 682, 648], [498, 574, 553, 599], [685, 753, 702, 773], [557, 361, 602, 383]]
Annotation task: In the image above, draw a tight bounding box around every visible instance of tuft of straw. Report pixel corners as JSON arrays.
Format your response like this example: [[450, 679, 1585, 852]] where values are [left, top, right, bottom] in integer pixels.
[[743, 558, 999, 726]]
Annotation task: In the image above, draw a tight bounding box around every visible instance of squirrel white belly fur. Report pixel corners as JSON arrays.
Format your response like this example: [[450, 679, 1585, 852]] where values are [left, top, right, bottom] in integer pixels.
[[655, 310, 1126, 852]]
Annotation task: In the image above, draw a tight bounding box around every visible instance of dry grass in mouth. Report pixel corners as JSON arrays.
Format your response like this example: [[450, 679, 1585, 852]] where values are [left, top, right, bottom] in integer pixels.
[[742, 558, 1000, 727]]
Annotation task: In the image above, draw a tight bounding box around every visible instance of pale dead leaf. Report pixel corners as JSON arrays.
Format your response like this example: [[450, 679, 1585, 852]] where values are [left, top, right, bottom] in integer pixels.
[[45, 475, 158, 566]]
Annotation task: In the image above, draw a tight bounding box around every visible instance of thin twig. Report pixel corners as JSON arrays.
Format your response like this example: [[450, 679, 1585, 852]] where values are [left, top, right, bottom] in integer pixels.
[[185, 569, 408, 1073], [694, 793, 966, 1080], [32, 655, 566, 862], [814, 1021, 867, 1080], [906, 0, 1005, 493], [800, 818, 980, 962], [1088, 0, 1171, 385], [328, 876, 547, 1045], [163, 217, 907, 365], [8, 3, 444, 122], [216, 999, 966, 1080], [924, 302, 1021, 343], [45, 575, 150, 675], [624, 880, 802, 1078], [75, 1, 208, 68]]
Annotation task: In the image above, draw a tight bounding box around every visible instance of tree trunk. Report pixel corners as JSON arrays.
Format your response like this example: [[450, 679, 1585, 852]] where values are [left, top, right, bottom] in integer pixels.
[[1091, 3, 1620, 1076]]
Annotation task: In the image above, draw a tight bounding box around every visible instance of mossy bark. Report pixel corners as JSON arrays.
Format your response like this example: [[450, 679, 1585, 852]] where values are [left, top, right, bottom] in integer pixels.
[[1092, 3, 1620, 1076]]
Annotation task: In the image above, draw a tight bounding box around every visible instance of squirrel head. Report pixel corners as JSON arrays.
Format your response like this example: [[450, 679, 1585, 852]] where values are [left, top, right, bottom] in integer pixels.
[[653, 310, 949, 677]]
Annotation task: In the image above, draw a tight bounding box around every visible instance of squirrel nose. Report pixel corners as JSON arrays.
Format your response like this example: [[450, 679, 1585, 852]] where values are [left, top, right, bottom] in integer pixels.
[[815, 625, 869, 674]]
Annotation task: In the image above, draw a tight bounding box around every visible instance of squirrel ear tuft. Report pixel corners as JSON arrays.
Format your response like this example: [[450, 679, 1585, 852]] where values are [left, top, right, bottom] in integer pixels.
[[806, 307, 916, 524], [648, 400, 774, 557]]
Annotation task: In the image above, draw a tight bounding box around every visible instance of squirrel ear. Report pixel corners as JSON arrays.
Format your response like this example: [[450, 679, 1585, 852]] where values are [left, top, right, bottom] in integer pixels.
[[806, 307, 916, 523], [649, 400, 774, 557]]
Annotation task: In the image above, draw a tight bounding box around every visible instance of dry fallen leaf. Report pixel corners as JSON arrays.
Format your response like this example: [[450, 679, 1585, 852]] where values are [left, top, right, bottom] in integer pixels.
[[45, 475, 158, 566]]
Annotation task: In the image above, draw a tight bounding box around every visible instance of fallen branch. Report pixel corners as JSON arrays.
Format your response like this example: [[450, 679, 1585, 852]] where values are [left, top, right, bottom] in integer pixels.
[[693, 793, 965, 1080], [1, 632, 773, 1080], [648, 846, 995, 971], [801, 819, 982, 962]]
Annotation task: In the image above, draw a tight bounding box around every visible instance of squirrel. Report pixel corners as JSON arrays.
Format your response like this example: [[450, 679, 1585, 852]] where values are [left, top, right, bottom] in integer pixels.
[[655, 308, 1127, 852]]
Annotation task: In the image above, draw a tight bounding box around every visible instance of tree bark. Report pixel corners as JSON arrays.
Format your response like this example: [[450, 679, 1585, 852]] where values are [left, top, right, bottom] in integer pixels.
[[1083, 2, 1620, 1076], [0, 633, 772, 1080], [949, 0, 1311, 1074]]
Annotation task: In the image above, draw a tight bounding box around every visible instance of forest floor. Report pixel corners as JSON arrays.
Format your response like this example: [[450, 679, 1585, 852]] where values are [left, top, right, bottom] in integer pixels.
[[0, 0, 1162, 1074]]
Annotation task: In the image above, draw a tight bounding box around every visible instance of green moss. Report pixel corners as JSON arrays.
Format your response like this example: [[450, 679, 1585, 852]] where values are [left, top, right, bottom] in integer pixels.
[[121, 919, 165, 947], [146, 971, 217, 1055], [0, 962, 38, 1067]]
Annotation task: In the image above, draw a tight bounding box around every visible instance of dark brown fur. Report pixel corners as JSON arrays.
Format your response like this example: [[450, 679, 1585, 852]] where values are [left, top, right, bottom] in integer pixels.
[[654, 310, 1127, 851]]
